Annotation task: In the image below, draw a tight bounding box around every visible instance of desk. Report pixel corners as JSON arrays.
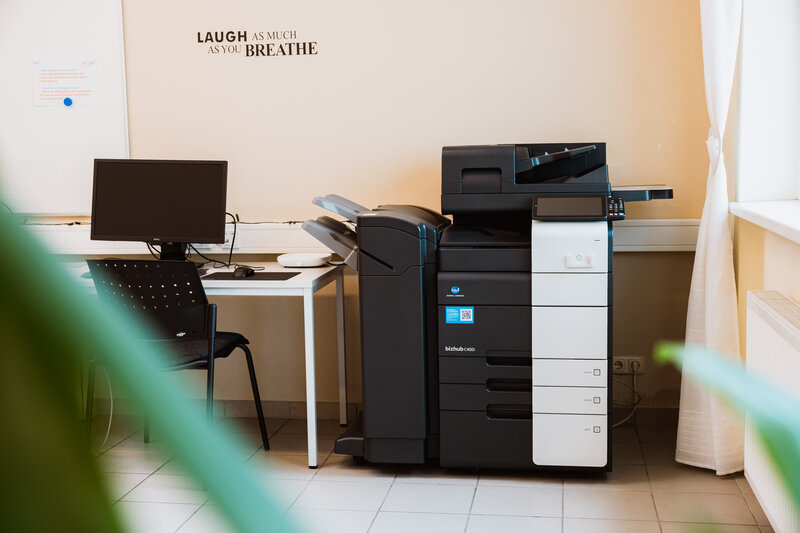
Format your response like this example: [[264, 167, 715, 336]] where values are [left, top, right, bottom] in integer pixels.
[[75, 261, 346, 469]]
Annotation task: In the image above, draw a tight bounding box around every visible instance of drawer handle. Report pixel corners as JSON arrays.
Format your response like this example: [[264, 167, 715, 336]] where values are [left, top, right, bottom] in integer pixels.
[[486, 405, 532, 420], [486, 356, 532, 367], [486, 378, 532, 392]]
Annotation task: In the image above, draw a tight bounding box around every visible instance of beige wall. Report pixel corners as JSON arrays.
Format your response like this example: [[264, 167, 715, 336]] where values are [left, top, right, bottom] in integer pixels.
[[116, 1, 708, 408], [121, 0, 708, 221], [613, 252, 693, 406], [735, 220, 800, 354]]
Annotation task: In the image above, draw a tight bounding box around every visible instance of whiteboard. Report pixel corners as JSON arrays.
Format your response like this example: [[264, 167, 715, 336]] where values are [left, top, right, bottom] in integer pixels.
[[0, 0, 129, 214]]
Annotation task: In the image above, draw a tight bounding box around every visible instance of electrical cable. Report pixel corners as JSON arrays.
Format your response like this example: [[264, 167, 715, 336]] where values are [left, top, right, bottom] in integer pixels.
[[146, 242, 161, 260], [187, 245, 226, 268], [226, 212, 237, 267], [101, 368, 114, 449], [612, 363, 641, 428], [1, 200, 15, 214]]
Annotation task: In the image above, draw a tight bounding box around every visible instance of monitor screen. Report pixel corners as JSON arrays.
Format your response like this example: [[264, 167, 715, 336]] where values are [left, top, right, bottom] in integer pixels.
[[91, 159, 228, 245]]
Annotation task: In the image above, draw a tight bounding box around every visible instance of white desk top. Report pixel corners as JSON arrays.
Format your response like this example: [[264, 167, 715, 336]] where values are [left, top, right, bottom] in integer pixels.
[[67, 261, 343, 297]]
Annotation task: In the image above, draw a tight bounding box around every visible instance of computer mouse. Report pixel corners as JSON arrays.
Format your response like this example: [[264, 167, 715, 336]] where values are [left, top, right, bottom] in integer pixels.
[[233, 266, 255, 278]]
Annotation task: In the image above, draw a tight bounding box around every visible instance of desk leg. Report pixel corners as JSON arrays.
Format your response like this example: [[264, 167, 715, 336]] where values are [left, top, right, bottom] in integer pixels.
[[302, 288, 318, 468], [336, 272, 348, 426]]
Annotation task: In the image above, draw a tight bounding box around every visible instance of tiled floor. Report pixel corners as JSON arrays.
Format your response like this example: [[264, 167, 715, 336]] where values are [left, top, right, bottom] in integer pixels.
[[92, 412, 774, 533]]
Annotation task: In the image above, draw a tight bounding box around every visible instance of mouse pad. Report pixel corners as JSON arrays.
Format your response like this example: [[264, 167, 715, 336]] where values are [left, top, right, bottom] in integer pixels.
[[202, 272, 300, 281]]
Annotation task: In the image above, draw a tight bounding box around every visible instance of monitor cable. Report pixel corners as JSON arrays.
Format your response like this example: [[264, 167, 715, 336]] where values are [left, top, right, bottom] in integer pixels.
[[226, 212, 237, 267]]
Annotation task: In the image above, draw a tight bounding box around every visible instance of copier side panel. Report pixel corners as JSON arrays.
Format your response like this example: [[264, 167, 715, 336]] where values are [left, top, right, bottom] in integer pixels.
[[359, 266, 427, 463]]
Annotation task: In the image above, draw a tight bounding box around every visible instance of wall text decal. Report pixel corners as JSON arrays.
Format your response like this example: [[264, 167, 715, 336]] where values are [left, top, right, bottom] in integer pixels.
[[196, 29, 318, 57]]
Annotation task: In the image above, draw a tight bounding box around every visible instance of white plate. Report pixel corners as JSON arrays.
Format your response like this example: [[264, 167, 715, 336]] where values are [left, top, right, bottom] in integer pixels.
[[277, 252, 332, 267]]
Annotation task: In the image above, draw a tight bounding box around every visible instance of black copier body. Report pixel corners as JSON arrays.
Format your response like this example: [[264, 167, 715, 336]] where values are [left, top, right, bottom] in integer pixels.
[[304, 143, 671, 471]]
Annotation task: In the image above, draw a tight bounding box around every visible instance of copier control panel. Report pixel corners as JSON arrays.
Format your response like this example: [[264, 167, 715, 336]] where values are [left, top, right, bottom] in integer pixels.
[[531, 195, 625, 222]]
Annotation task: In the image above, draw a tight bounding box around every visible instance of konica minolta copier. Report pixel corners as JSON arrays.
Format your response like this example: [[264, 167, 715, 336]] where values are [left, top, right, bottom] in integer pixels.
[[304, 143, 671, 471]]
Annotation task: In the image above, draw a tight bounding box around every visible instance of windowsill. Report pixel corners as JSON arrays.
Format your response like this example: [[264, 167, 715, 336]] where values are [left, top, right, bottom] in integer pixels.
[[730, 200, 800, 245]]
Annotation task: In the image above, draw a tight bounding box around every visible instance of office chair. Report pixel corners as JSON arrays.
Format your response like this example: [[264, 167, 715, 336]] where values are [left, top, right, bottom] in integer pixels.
[[84, 259, 270, 450]]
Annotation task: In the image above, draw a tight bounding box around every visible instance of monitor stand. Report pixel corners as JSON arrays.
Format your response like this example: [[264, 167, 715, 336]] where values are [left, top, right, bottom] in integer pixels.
[[158, 242, 188, 261]]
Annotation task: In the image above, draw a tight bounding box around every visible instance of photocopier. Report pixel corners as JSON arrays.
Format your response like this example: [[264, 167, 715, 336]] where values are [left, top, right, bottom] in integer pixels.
[[304, 143, 671, 471]]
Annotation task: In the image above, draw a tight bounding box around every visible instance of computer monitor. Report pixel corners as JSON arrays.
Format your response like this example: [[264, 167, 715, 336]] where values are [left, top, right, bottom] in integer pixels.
[[91, 159, 228, 260]]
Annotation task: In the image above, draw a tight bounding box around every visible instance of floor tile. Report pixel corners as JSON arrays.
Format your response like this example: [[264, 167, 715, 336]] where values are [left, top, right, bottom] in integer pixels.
[[648, 463, 739, 494], [470, 485, 561, 517], [613, 440, 645, 465], [653, 491, 756, 524], [102, 472, 149, 502], [396, 466, 478, 486], [563, 487, 657, 521], [292, 480, 391, 511], [247, 452, 326, 481], [266, 432, 337, 454], [157, 450, 255, 476], [370, 511, 467, 533], [285, 508, 375, 533], [641, 441, 679, 464], [279, 418, 349, 436], [563, 464, 649, 491], [735, 474, 754, 495], [636, 425, 678, 445], [224, 417, 288, 437], [315, 454, 396, 484], [661, 523, 760, 533], [381, 483, 475, 514], [176, 505, 235, 533], [114, 501, 200, 533], [612, 425, 639, 444], [760, 526, 776, 533], [91, 420, 137, 453], [258, 478, 310, 512], [743, 493, 770, 526], [466, 515, 561, 533], [122, 474, 208, 504], [564, 517, 660, 533], [477, 471, 562, 488], [96, 447, 170, 474]]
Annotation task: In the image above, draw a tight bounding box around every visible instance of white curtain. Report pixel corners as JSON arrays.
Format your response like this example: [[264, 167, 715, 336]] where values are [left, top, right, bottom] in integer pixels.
[[676, 0, 744, 475]]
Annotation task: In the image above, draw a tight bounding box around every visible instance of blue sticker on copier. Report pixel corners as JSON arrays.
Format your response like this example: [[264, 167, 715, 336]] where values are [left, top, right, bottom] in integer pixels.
[[445, 306, 474, 324]]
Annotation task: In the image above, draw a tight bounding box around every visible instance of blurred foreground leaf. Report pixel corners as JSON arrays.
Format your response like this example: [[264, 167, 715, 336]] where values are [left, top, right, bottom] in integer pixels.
[[0, 207, 302, 533], [656, 342, 800, 509]]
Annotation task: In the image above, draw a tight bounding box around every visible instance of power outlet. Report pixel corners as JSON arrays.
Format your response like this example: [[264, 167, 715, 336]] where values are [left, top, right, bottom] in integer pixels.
[[612, 356, 644, 375]]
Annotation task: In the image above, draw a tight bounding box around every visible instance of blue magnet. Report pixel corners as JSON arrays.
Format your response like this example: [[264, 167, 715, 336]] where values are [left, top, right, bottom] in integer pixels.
[[63, 97, 73, 107]]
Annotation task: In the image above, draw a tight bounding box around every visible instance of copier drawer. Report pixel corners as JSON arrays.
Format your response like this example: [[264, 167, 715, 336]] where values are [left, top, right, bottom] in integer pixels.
[[439, 356, 531, 384], [533, 414, 608, 467], [440, 383, 531, 411], [533, 359, 607, 387], [531, 221, 609, 273], [531, 273, 608, 306], [533, 386, 606, 415], [532, 306, 607, 358], [439, 305, 530, 357], [440, 411, 533, 469]]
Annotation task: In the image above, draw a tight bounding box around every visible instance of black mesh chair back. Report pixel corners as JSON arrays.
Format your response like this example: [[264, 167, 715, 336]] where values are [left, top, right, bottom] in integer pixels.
[[87, 259, 207, 340], [84, 258, 270, 450]]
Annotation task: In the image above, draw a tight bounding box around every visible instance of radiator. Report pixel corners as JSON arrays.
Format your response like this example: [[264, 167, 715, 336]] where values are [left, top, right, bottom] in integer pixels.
[[746, 291, 800, 533]]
